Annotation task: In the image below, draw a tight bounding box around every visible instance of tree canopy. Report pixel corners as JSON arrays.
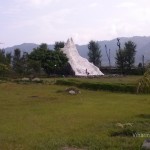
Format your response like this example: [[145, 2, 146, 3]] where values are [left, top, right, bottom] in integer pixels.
[[29, 43, 68, 75], [88, 40, 102, 67], [54, 41, 64, 51], [115, 40, 136, 74]]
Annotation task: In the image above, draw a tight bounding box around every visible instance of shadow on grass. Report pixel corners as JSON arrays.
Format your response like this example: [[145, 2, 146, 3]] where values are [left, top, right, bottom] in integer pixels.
[[137, 114, 150, 119], [110, 128, 136, 137]]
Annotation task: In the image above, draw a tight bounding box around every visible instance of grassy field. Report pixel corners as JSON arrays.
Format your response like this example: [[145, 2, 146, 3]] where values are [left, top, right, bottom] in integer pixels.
[[0, 79, 150, 150]]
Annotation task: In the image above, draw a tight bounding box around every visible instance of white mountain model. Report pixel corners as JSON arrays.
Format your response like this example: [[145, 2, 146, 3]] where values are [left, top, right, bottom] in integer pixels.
[[61, 38, 104, 76]]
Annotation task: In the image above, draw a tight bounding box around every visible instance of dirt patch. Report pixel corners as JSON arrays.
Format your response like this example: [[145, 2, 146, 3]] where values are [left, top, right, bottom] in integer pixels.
[[30, 95, 39, 98]]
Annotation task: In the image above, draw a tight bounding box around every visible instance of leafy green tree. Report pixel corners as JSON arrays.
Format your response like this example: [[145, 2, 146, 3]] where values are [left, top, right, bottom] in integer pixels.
[[5, 52, 12, 65], [29, 43, 49, 62], [12, 48, 23, 75], [124, 41, 136, 71], [0, 49, 11, 77], [0, 49, 6, 64], [29, 43, 68, 75], [27, 59, 41, 75], [88, 40, 102, 67], [115, 40, 136, 74], [41, 51, 68, 75], [115, 49, 126, 74], [0, 63, 10, 76], [21, 52, 30, 75], [54, 41, 64, 51], [0, 49, 11, 65]]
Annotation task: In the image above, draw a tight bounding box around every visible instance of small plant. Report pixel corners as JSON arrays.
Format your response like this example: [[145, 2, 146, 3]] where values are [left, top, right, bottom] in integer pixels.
[[110, 122, 136, 137]]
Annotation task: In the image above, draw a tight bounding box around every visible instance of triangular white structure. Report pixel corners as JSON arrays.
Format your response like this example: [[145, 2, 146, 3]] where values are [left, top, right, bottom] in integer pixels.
[[61, 38, 104, 76]]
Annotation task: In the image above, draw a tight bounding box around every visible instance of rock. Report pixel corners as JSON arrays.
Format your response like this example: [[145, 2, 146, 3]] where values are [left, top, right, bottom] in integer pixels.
[[65, 87, 81, 95], [69, 90, 76, 95], [21, 77, 30, 81], [32, 78, 41, 82], [142, 139, 150, 150]]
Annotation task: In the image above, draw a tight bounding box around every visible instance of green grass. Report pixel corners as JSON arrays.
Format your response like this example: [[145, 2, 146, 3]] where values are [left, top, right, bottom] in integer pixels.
[[0, 81, 150, 150]]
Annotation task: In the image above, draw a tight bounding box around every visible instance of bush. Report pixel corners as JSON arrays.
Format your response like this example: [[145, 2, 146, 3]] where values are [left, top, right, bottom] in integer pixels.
[[137, 69, 150, 94]]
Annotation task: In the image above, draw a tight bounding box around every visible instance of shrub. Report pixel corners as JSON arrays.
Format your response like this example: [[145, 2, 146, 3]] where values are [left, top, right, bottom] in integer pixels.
[[137, 69, 150, 94]]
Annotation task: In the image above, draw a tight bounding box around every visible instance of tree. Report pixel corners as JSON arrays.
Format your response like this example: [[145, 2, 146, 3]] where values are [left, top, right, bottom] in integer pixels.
[[0, 49, 11, 65], [115, 40, 136, 74], [54, 41, 64, 51], [42, 51, 68, 75], [29, 43, 68, 75], [27, 59, 41, 75], [0, 49, 11, 76], [115, 48, 126, 74], [5, 52, 12, 65], [21, 52, 29, 75], [88, 40, 102, 67], [124, 41, 136, 71], [105, 45, 111, 69], [0, 49, 6, 64], [0, 63, 10, 76], [12, 48, 23, 74]]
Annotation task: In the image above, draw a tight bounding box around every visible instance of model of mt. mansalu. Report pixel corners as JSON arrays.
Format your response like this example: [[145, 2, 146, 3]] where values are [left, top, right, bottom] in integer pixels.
[[61, 38, 104, 76]]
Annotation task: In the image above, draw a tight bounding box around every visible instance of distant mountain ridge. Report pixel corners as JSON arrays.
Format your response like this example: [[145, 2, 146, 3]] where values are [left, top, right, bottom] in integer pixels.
[[4, 36, 150, 66]]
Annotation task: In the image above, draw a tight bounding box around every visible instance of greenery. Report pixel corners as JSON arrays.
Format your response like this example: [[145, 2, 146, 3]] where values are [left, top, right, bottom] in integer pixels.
[[0, 43, 69, 77], [124, 41, 136, 71], [0, 49, 11, 76], [29, 43, 68, 75], [88, 40, 102, 67], [0, 63, 10, 76], [137, 69, 150, 94], [54, 41, 65, 51], [55, 77, 138, 93], [12, 49, 27, 75], [0, 40, 147, 77], [116, 41, 136, 74], [0, 82, 150, 150], [0, 49, 11, 65]]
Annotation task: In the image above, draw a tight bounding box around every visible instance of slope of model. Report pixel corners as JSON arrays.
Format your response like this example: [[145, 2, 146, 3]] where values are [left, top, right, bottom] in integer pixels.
[[61, 38, 104, 76]]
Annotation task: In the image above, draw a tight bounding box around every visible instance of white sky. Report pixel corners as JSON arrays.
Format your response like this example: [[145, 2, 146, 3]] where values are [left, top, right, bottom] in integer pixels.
[[0, 0, 150, 47]]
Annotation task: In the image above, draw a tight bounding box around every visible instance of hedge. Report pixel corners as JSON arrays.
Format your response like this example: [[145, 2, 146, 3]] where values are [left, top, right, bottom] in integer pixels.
[[55, 79, 136, 93]]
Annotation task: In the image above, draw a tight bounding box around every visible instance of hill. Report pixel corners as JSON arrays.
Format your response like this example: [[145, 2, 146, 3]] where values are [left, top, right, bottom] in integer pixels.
[[4, 36, 150, 66]]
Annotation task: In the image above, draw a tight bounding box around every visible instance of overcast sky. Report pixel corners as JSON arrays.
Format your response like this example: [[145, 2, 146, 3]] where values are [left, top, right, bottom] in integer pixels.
[[0, 0, 150, 47]]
